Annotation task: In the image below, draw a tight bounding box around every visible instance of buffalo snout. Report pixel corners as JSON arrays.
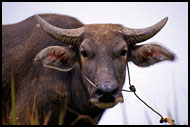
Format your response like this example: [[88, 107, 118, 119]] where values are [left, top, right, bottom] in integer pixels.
[[90, 82, 123, 109], [95, 82, 118, 102]]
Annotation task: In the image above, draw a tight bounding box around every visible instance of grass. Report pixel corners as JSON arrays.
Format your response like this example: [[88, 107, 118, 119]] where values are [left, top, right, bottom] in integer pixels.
[[3, 72, 95, 125], [2, 72, 48, 125], [11, 71, 16, 125], [58, 109, 64, 125], [3, 72, 187, 125]]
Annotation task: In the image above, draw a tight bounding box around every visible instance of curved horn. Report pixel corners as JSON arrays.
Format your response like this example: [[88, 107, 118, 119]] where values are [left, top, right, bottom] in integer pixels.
[[35, 15, 84, 45], [122, 17, 168, 44]]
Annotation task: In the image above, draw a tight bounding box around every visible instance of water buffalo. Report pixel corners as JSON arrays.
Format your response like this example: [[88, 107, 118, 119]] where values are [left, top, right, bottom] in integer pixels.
[[2, 14, 175, 125]]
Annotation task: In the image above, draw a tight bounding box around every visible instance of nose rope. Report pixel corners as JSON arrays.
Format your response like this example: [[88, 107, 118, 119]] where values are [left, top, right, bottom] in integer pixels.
[[121, 62, 175, 125], [80, 64, 175, 124], [81, 71, 98, 89]]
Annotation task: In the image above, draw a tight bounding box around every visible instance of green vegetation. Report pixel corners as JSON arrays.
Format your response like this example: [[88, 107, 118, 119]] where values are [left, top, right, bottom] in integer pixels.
[[11, 72, 16, 125]]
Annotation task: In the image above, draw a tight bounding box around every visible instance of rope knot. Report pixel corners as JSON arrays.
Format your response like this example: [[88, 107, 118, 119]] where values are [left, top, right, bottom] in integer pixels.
[[129, 85, 136, 92]]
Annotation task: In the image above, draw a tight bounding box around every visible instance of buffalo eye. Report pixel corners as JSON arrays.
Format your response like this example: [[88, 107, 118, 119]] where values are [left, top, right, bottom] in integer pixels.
[[81, 50, 88, 57], [120, 49, 128, 56]]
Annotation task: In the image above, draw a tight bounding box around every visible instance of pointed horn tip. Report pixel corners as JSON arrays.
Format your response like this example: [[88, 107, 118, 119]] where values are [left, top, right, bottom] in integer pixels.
[[34, 15, 43, 22], [34, 15, 40, 19], [161, 17, 169, 25], [34, 15, 39, 20], [164, 17, 168, 21], [34, 15, 46, 25]]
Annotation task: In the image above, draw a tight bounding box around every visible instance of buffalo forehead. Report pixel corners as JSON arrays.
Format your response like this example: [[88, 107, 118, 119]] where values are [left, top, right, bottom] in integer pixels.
[[83, 24, 124, 46]]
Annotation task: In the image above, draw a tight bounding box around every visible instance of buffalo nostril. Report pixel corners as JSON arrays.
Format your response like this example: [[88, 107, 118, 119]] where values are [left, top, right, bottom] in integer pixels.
[[94, 83, 119, 102], [95, 89, 103, 97]]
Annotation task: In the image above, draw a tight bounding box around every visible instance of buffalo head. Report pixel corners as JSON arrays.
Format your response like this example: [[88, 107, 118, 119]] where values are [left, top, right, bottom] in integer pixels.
[[34, 15, 175, 109]]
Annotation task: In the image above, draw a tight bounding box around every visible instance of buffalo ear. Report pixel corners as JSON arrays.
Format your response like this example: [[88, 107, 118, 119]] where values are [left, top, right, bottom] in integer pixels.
[[128, 43, 175, 67], [34, 46, 77, 71]]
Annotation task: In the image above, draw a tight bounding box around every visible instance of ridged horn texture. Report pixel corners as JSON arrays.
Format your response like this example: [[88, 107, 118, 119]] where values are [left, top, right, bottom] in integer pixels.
[[122, 17, 168, 44], [35, 15, 84, 45]]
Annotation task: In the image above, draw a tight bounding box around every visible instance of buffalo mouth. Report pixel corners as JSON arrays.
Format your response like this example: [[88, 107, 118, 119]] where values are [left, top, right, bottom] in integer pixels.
[[90, 97, 123, 109], [88, 81, 124, 109], [90, 89, 124, 109]]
